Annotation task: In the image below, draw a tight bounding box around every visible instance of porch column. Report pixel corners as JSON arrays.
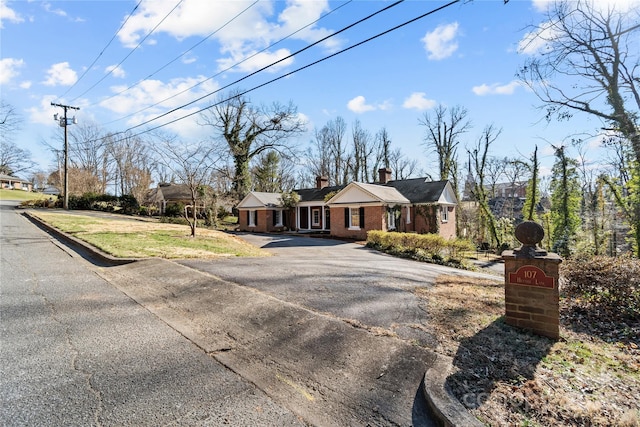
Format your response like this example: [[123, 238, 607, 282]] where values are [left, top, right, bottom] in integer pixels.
[[307, 206, 311, 229], [296, 206, 300, 230], [321, 206, 325, 230]]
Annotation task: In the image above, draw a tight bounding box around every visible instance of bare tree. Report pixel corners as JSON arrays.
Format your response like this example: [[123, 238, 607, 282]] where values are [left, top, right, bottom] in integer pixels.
[[518, 0, 640, 255], [0, 141, 36, 176], [149, 134, 219, 237], [199, 90, 306, 200], [108, 133, 153, 203], [350, 120, 377, 182], [419, 104, 472, 197], [469, 125, 503, 249], [0, 101, 22, 143]]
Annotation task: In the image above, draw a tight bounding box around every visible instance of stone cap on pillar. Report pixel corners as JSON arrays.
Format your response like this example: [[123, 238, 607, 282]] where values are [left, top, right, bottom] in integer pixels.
[[510, 221, 549, 258]]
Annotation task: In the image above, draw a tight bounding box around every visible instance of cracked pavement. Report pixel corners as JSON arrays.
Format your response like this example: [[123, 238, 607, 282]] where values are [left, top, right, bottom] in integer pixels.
[[0, 201, 306, 426]]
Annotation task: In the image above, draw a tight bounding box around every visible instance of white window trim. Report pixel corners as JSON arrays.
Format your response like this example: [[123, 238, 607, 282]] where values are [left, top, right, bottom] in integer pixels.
[[387, 208, 397, 231], [348, 207, 361, 230], [406, 205, 411, 224], [274, 209, 283, 227], [312, 208, 321, 226], [249, 210, 256, 227], [441, 206, 449, 223]]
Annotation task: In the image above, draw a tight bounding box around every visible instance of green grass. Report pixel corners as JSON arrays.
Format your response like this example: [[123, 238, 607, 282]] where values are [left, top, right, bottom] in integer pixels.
[[0, 189, 51, 201], [30, 211, 268, 259]]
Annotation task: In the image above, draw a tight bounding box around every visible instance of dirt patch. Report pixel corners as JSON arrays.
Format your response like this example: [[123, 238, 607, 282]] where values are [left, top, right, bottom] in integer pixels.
[[414, 275, 640, 426]]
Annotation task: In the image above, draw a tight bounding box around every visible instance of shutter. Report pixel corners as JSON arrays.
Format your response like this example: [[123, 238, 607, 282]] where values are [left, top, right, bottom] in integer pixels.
[[246, 210, 250, 225], [359, 207, 365, 228], [272, 210, 277, 226], [255, 210, 258, 226], [344, 207, 349, 228]]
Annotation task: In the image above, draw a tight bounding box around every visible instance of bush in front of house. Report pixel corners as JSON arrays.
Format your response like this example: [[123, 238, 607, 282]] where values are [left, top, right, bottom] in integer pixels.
[[65, 193, 141, 214], [561, 255, 640, 322], [366, 230, 475, 268]]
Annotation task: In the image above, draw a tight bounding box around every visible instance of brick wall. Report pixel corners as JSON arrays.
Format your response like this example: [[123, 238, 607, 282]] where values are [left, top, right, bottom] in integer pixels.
[[503, 254, 562, 339]]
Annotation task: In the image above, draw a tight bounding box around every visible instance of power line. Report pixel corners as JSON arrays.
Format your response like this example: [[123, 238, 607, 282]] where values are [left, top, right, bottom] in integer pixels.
[[69, 0, 185, 103], [130, 0, 461, 139], [55, 1, 142, 103], [90, 0, 261, 110], [102, 0, 353, 126], [122, 0, 405, 133]]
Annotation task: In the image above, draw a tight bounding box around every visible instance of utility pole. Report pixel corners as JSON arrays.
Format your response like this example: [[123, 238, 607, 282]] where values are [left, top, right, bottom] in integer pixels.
[[51, 102, 79, 210]]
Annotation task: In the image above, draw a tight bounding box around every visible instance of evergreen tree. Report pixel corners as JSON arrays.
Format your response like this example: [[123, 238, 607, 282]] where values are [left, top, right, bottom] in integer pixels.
[[522, 146, 540, 221], [550, 146, 582, 256]]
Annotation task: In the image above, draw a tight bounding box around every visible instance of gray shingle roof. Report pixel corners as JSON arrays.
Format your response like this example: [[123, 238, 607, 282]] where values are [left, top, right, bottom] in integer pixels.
[[384, 178, 450, 204]]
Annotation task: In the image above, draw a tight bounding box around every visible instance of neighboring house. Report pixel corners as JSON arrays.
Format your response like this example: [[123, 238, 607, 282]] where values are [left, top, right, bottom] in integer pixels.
[[0, 174, 33, 192], [237, 169, 458, 240], [42, 186, 61, 196], [147, 183, 209, 215]]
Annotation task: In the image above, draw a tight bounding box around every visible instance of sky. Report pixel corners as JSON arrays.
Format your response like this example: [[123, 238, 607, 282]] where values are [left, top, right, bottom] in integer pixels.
[[0, 0, 635, 184]]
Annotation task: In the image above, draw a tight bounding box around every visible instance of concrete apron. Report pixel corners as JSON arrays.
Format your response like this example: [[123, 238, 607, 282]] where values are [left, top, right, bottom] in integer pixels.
[[96, 258, 437, 426]]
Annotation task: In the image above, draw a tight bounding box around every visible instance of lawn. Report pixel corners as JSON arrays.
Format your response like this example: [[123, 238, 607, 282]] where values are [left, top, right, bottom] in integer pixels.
[[0, 189, 51, 201], [414, 275, 639, 427], [29, 211, 268, 259]]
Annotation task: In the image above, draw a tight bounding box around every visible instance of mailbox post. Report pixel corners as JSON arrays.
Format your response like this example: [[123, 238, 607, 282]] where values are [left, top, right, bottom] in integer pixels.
[[502, 221, 562, 339]]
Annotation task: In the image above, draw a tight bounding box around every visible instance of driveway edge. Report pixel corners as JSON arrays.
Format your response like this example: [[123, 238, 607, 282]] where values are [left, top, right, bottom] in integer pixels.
[[23, 208, 483, 427]]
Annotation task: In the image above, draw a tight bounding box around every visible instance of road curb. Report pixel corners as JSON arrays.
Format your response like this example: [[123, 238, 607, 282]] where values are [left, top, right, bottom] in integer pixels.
[[423, 354, 484, 427], [23, 208, 483, 426], [22, 210, 138, 266]]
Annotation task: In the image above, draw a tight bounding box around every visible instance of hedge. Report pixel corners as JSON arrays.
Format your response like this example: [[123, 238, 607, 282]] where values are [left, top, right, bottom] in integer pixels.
[[366, 230, 474, 265]]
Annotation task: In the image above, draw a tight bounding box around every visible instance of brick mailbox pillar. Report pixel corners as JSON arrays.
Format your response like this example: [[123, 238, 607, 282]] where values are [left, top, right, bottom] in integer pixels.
[[502, 221, 562, 339]]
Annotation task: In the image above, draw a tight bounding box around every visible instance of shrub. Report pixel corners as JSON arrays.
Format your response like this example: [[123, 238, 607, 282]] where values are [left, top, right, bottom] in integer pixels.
[[163, 202, 185, 218], [561, 255, 640, 321]]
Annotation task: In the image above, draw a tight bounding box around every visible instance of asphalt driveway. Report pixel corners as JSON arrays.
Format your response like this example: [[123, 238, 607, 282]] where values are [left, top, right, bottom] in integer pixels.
[[180, 233, 500, 347]]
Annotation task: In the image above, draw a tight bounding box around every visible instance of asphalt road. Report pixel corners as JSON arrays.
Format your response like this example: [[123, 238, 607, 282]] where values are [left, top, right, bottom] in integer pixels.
[[180, 233, 500, 347], [0, 201, 307, 426]]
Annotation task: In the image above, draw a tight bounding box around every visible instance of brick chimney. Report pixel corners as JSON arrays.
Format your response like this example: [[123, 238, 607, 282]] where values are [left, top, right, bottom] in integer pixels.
[[316, 176, 329, 189], [378, 168, 392, 184]]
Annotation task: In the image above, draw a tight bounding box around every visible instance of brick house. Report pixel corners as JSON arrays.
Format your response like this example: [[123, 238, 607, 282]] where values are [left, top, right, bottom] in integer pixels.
[[0, 174, 33, 192], [237, 169, 458, 240]]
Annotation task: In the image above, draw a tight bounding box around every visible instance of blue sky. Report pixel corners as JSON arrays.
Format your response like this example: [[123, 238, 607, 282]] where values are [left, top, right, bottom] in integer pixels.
[[0, 0, 627, 181]]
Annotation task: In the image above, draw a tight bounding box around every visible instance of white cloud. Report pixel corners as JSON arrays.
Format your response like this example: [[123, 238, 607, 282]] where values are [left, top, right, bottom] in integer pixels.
[[0, 58, 25, 85], [346, 96, 391, 114], [101, 75, 219, 119], [118, 1, 340, 73], [20, 81, 32, 89], [402, 92, 436, 110], [27, 95, 59, 125], [422, 22, 460, 60], [43, 62, 78, 86], [105, 64, 126, 79], [347, 96, 375, 113], [517, 21, 558, 55], [472, 81, 521, 96], [0, 2, 24, 28]]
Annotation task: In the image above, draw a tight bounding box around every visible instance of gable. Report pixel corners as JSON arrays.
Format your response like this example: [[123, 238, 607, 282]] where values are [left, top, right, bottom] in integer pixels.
[[327, 182, 409, 205], [385, 179, 457, 205], [237, 193, 268, 209]]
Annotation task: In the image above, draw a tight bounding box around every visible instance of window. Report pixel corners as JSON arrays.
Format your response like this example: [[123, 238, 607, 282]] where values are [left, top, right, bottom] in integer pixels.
[[345, 207, 364, 229], [441, 206, 449, 223], [406, 206, 411, 224], [249, 210, 256, 227], [387, 208, 397, 231], [273, 209, 282, 227], [312, 209, 320, 226]]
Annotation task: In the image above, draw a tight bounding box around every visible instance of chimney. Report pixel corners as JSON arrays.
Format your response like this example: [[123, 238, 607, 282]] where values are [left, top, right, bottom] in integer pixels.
[[378, 168, 392, 184], [316, 176, 329, 189]]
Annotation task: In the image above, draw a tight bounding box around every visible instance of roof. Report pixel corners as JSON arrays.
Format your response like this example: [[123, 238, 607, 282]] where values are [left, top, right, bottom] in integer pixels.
[[326, 182, 410, 205], [0, 174, 30, 184], [294, 184, 345, 203], [384, 178, 454, 204], [236, 191, 284, 209], [156, 184, 193, 201]]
